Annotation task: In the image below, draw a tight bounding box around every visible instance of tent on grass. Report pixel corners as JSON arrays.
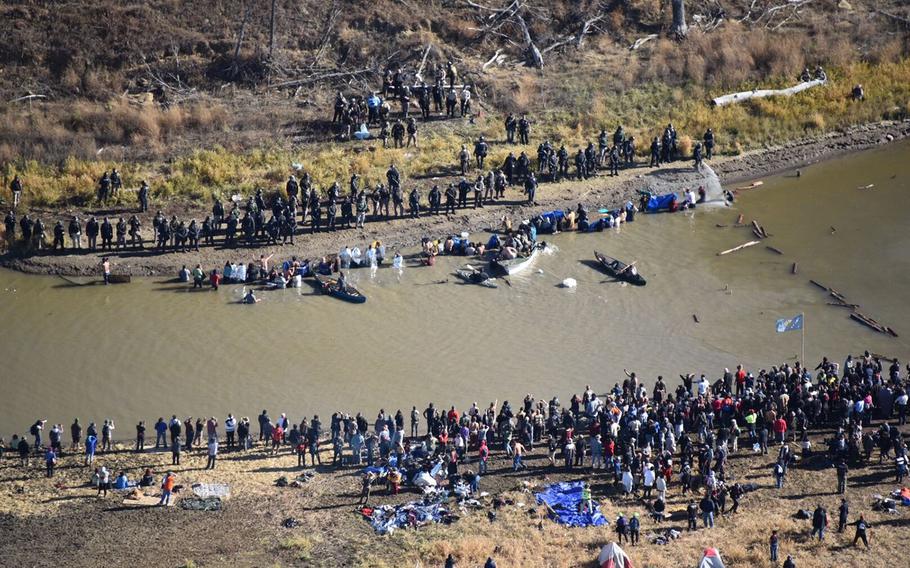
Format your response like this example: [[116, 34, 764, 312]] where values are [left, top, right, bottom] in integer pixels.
[[597, 542, 633, 568], [698, 548, 725, 568]]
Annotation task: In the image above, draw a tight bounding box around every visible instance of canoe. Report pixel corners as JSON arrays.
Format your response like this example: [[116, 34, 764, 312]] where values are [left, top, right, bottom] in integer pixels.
[[492, 242, 543, 276], [594, 251, 646, 286], [314, 274, 366, 304], [455, 268, 498, 288]]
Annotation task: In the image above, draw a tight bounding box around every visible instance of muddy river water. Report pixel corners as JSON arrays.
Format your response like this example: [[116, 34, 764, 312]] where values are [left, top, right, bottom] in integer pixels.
[[1, 141, 908, 435]]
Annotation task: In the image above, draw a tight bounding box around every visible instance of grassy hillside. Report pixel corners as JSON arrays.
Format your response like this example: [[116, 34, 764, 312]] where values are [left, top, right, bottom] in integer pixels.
[[1, 1, 908, 208]]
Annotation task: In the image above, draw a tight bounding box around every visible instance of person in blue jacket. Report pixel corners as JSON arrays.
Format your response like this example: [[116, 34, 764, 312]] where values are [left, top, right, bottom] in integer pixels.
[[84, 434, 98, 467]]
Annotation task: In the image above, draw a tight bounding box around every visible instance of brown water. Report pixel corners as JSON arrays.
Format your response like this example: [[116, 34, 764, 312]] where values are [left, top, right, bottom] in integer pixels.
[[1, 141, 908, 435]]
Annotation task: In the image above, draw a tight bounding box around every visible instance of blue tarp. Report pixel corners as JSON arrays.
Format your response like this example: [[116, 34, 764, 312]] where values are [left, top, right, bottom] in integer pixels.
[[540, 210, 565, 223], [535, 481, 608, 528], [646, 193, 677, 212], [579, 218, 606, 232]]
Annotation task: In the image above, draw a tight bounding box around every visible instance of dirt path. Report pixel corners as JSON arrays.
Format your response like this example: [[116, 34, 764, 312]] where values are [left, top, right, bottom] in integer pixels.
[[3, 120, 908, 277]]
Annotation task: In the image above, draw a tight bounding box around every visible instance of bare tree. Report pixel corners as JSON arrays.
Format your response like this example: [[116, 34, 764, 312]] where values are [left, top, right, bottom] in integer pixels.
[[269, 0, 278, 58], [231, 1, 253, 78], [672, 0, 688, 38]]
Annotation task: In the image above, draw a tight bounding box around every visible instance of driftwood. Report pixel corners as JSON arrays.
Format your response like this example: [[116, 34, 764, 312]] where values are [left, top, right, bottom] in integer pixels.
[[791, 262, 798, 275], [717, 240, 760, 256], [692, 314, 700, 323], [711, 79, 826, 107], [736, 181, 764, 191], [827, 302, 859, 309], [751, 220, 769, 239], [766, 245, 784, 255], [850, 312, 899, 337], [811, 279, 898, 336]]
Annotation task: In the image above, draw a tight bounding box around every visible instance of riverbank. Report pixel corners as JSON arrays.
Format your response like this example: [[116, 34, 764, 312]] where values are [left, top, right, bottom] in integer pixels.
[[0, 421, 905, 568], [3, 119, 908, 277]]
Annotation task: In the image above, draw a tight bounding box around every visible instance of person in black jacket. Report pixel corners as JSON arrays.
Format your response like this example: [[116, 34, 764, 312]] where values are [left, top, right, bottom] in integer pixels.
[[852, 514, 870, 548], [810, 504, 828, 540], [838, 498, 849, 532]]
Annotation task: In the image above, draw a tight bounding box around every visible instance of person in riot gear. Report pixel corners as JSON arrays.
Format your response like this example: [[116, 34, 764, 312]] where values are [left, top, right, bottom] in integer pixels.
[[505, 113, 517, 143], [100, 217, 113, 250], [128, 215, 143, 248], [575, 149, 587, 180], [518, 115, 530, 144], [474, 136, 488, 169], [703, 129, 715, 159]]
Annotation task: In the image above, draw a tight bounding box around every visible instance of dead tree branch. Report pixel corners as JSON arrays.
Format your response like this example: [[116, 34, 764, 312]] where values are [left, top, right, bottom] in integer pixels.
[[576, 15, 604, 48], [268, 68, 374, 90], [876, 9, 910, 28], [311, 0, 342, 69]]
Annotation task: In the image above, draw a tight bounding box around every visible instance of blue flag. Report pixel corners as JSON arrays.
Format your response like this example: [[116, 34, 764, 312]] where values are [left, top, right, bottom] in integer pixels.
[[776, 314, 803, 333]]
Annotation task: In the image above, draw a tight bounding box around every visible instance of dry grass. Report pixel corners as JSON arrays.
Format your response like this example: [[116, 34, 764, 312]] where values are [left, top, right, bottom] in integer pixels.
[[0, 424, 905, 568], [5, 57, 910, 210]]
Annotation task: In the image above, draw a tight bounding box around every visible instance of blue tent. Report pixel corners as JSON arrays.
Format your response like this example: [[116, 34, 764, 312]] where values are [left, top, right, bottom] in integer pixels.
[[536, 481, 608, 527]]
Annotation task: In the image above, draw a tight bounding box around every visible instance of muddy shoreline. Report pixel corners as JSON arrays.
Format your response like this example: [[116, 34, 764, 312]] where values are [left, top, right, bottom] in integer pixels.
[[3, 120, 907, 277]]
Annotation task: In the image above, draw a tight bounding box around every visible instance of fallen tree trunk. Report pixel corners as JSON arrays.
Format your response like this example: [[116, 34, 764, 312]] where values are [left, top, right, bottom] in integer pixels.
[[712, 79, 826, 107], [629, 34, 658, 51], [516, 14, 544, 69], [482, 48, 506, 71]]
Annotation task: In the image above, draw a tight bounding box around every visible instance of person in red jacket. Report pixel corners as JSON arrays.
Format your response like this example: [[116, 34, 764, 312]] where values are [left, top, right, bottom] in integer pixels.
[[735, 365, 747, 396], [210, 268, 221, 290], [773, 417, 788, 444]]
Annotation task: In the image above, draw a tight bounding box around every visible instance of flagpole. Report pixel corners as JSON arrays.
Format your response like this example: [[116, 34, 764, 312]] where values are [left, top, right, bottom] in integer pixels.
[[801, 312, 806, 365]]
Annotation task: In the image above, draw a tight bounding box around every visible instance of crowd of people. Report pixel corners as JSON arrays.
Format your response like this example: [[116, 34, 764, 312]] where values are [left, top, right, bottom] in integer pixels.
[[4, 351, 907, 559]]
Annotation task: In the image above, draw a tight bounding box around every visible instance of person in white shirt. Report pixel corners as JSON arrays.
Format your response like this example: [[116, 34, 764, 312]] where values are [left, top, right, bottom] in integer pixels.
[[460, 87, 472, 117], [225, 414, 237, 450]]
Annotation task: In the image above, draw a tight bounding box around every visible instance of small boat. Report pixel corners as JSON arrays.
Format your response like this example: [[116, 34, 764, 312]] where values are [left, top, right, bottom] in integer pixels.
[[455, 267, 498, 288], [492, 242, 544, 276], [594, 251, 646, 286], [107, 274, 131, 284], [314, 274, 367, 304]]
